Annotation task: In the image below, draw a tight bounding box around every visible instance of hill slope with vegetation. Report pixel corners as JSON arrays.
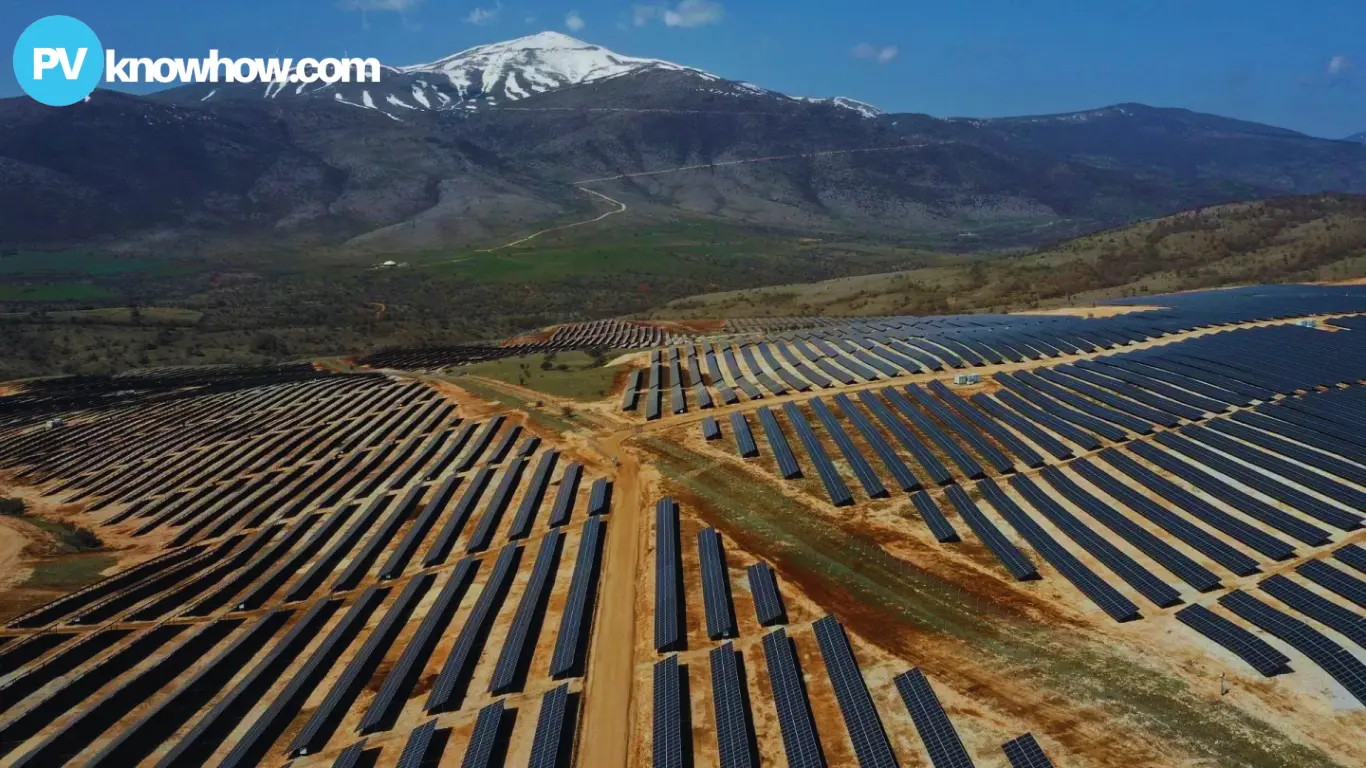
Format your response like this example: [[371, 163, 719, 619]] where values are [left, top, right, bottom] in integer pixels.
[[652, 194, 1366, 318]]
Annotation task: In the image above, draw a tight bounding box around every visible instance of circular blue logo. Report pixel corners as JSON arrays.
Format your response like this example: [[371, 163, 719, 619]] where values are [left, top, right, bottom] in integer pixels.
[[12, 16, 104, 106]]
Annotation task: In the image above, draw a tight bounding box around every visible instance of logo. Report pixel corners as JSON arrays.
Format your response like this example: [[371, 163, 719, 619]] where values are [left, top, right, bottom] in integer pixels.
[[12, 15, 105, 107]]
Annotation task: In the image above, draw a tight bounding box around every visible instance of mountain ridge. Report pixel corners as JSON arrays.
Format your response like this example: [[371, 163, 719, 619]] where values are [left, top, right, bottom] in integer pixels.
[[6, 32, 1366, 249]]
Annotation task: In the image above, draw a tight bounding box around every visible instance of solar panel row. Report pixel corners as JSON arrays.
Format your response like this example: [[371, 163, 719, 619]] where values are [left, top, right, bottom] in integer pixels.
[[699, 528, 738, 640], [361, 559, 477, 732], [490, 530, 563, 694], [812, 616, 897, 768], [894, 668, 975, 768], [1002, 733, 1055, 768], [807, 398, 887, 500], [710, 643, 754, 768], [944, 484, 1035, 580], [529, 684, 574, 768], [1009, 474, 1180, 608], [762, 629, 825, 768], [426, 543, 521, 714], [757, 407, 802, 479], [551, 516, 606, 678], [1174, 603, 1289, 676], [1219, 590, 1366, 704], [655, 497, 683, 652], [747, 562, 786, 626], [783, 402, 855, 506], [978, 479, 1138, 622], [652, 655, 685, 768]]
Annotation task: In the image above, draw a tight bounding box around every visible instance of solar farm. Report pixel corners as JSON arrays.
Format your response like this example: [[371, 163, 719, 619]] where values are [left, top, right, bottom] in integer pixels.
[[4, 283, 1366, 765]]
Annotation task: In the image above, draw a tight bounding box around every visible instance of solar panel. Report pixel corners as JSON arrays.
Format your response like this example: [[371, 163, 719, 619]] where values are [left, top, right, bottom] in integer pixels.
[[1260, 574, 1366, 650], [1099, 448, 1295, 562], [710, 643, 755, 768], [290, 575, 434, 756], [991, 388, 1100, 452], [1297, 560, 1366, 609], [883, 388, 984, 479], [653, 656, 686, 768], [748, 562, 786, 626], [757, 406, 802, 479], [703, 417, 722, 441], [808, 398, 887, 499], [1220, 590, 1366, 704], [783, 402, 854, 505], [698, 528, 738, 639], [943, 484, 1035, 580], [977, 478, 1138, 621], [1174, 603, 1288, 676], [220, 589, 384, 767], [1336, 544, 1366, 576], [547, 463, 583, 528], [529, 684, 575, 768], [466, 458, 528, 553], [380, 474, 463, 579], [423, 466, 494, 566], [730, 412, 759, 458], [1040, 465, 1220, 592], [1009, 473, 1180, 607], [927, 381, 1045, 468], [894, 668, 975, 768], [832, 393, 921, 492], [910, 490, 959, 543], [461, 701, 507, 768], [588, 478, 612, 516], [812, 617, 897, 768], [332, 740, 366, 768], [426, 543, 522, 713], [509, 450, 561, 540], [761, 629, 825, 768], [395, 719, 438, 768], [552, 516, 607, 678], [856, 390, 952, 485], [655, 497, 683, 652], [906, 383, 1019, 472], [1001, 733, 1054, 768], [361, 559, 478, 732], [490, 530, 564, 694], [1152, 431, 1358, 534]]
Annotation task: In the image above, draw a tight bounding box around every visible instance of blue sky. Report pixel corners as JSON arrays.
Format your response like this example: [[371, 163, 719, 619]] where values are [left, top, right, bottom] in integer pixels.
[[4, 1, 1363, 137]]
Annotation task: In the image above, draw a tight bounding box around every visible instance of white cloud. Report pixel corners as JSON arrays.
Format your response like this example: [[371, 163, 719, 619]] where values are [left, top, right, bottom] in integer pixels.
[[465, 2, 500, 25], [1329, 55, 1352, 75], [525, 13, 537, 24], [339, 0, 423, 10], [565, 10, 586, 31], [634, 1, 724, 28], [852, 42, 898, 64]]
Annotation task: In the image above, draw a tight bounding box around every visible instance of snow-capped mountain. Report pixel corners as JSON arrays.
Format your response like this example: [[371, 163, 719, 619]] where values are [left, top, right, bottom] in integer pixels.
[[169, 32, 881, 119]]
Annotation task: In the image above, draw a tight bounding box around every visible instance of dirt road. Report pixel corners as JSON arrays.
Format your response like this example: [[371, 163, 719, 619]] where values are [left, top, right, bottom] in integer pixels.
[[576, 430, 646, 768]]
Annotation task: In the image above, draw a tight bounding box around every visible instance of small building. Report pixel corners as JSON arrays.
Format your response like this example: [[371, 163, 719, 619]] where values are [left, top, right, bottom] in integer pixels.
[[953, 373, 983, 385]]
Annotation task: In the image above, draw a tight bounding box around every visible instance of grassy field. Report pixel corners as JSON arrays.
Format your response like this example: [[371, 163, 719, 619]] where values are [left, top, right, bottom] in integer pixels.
[[23, 554, 117, 591], [0, 217, 942, 379], [643, 436, 1344, 768], [455, 351, 623, 402]]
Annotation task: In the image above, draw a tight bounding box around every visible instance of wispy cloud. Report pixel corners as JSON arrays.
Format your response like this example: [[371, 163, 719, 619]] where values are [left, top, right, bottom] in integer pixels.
[[339, 0, 423, 10], [565, 10, 586, 31], [634, 0, 724, 28], [465, 2, 501, 25], [851, 42, 898, 64], [525, 13, 537, 24], [1329, 55, 1352, 76]]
